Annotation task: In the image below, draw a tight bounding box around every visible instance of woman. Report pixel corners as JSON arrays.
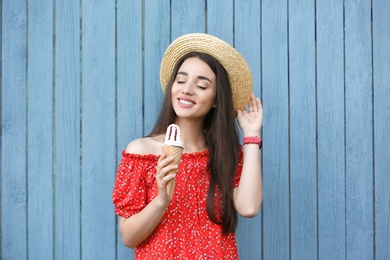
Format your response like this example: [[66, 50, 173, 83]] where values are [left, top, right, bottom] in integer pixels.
[[112, 33, 263, 259]]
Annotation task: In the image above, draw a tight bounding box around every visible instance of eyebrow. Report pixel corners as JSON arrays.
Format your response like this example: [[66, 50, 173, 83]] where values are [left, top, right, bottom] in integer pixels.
[[177, 71, 212, 84]]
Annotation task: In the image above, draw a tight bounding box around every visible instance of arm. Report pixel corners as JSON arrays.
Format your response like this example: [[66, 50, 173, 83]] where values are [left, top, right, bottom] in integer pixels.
[[119, 193, 169, 248], [234, 95, 263, 217], [118, 144, 178, 248], [233, 142, 262, 217]]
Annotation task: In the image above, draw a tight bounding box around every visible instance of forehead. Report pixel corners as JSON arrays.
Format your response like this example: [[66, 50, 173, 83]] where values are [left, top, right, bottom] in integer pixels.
[[177, 57, 215, 78]]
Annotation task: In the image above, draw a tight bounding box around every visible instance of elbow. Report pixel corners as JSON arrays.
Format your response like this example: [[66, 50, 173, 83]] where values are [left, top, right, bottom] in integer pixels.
[[119, 226, 139, 249], [237, 196, 263, 218], [118, 216, 141, 249], [238, 206, 260, 218], [121, 235, 138, 249]]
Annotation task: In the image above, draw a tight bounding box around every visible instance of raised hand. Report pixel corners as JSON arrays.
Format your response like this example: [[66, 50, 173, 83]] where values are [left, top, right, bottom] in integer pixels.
[[237, 94, 263, 137]]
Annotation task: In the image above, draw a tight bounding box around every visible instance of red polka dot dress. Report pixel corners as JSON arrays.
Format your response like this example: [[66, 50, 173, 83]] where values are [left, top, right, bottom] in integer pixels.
[[112, 148, 243, 259]]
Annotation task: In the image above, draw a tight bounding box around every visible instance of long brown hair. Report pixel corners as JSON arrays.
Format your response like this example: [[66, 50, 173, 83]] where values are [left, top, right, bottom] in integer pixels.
[[149, 52, 240, 234]]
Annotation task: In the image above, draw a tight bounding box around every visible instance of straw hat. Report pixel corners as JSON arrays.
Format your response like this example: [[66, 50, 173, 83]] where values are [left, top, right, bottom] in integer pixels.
[[160, 33, 253, 111]]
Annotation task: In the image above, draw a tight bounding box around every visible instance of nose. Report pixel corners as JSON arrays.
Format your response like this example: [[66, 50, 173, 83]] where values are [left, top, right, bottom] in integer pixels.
[[181, 82, 194, 95]]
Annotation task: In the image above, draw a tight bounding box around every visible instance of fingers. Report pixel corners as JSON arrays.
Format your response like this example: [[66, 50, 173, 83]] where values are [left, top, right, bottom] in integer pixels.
[[156, 154, 178, 199], [238, 95, 261, 117], [156, 154, 178, 180], [250, 95, 256, 113], [248, 94, 262, 113], [255, 96, 262, 112]]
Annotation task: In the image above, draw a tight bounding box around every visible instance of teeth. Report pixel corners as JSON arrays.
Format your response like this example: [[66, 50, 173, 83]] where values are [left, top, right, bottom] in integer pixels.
[[179, 99, 193, 105]]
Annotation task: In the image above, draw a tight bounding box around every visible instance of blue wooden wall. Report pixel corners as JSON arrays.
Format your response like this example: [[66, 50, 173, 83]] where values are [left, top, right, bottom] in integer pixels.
[[1, 0, 389, 259]]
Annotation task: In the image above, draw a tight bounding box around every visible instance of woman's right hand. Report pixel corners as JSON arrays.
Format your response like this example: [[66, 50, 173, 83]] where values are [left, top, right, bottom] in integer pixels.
[[155, 153, 178, 206]]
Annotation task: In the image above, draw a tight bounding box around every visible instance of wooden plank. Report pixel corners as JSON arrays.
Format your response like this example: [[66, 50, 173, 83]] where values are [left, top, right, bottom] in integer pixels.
[[345, 0, 374, 258], [316, 1, 346, 259], [81, 2, 116, 259], [54, 0, 81, 259], [207, 0, 233, 40], [261, 0, 290, 259], [373, 0, 390, 258], [171, 0, 206, 38], [288, 0, 317, 259], [144, 0, 170, 135], [27, 1, 54, 259], [234, 0, 262, 258], [116, 0, 143, 259], [1, 0, 28, 259], [116, 0, 143, 157]]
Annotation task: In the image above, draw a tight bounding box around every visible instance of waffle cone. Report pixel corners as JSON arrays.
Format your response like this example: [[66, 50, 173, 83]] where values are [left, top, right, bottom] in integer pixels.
[[162, 144, 183, 196]]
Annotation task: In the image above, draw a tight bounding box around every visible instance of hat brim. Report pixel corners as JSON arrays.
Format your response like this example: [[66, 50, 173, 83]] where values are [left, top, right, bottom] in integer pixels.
[[160, 33, 253, 111]]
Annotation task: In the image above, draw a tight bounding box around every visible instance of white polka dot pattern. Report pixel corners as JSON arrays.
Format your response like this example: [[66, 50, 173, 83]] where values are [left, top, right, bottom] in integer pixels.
[[112, 148, 243, 259]]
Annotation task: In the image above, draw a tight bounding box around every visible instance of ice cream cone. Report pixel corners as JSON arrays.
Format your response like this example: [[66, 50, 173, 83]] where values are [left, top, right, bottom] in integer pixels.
[[162, 124, 184, 196], [162, 144, 183, 196]]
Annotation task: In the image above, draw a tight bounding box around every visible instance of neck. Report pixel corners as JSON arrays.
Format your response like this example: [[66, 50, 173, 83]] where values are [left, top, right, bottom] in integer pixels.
[[174, 118, 207, 153]]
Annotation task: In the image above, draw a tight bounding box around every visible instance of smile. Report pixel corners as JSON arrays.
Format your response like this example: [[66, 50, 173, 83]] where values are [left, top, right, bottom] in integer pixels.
[[179, 99, 194, 105]]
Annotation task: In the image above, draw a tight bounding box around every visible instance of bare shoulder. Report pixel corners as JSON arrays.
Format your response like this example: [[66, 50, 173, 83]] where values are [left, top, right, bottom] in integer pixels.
[[125, 135, 164, 155]]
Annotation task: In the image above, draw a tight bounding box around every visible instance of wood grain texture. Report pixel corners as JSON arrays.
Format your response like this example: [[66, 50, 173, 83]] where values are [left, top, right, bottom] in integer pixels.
[[1, 0, 28, 259], [345, 0, 374, 258], [373, 0, 390, 259], [54, 0, 81, 259], [143, 0, 170, 135], [171, 0, 206, 38], [316, 1, 346, 259], [116, 1, 143, 258], [1, 1, 390, 259], [117, 0, 143, 151], [206, 0, 233, 40], [261, 0, 290, 259], [289, 0, 318, 259], [81, 1, 116, 259], [27, 0, 54, 259], [234, 0, 263, 259]]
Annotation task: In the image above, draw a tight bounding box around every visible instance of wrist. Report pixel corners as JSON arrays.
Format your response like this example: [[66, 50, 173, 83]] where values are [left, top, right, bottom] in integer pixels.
[[154, 196, 169, 211], [243, 131, 261, 137], [243, 136, 262, 149]]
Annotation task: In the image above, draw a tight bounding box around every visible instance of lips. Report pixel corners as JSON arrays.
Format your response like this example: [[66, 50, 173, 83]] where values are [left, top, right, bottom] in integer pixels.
[[178, 97, 195, 108]]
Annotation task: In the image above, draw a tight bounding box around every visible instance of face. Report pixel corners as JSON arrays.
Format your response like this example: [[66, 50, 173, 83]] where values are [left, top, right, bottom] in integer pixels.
[[171, 57, 217, 120]]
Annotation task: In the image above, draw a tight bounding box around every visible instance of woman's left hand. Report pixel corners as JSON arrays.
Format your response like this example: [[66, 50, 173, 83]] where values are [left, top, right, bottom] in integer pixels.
[[237, 94, 263, 136]]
